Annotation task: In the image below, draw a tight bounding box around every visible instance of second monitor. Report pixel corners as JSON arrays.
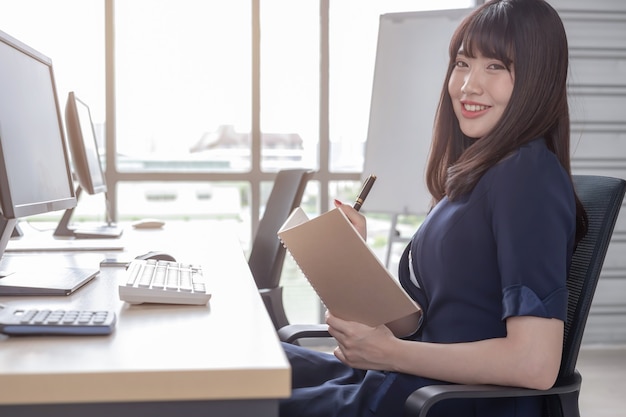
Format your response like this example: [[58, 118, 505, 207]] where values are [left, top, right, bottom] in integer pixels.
[[54, 91, 122, 239]]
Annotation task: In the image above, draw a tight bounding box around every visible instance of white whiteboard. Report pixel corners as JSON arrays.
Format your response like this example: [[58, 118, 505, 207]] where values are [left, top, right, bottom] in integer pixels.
[[362, 9, 471, 215]]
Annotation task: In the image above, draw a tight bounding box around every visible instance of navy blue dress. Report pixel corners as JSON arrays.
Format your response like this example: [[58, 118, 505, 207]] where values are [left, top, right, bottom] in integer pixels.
[[280, 138, 576, 417]]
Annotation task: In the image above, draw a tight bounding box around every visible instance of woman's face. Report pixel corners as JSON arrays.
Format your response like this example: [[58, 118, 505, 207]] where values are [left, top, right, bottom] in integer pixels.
[[448, 49, 515, 139]]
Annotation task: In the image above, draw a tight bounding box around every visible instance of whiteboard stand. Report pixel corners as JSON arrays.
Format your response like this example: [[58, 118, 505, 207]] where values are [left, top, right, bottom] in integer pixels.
[[384, 214, 411, 269]]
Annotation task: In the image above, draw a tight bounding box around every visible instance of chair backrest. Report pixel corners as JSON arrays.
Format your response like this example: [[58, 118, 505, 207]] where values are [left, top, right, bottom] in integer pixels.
[[248, 169, 313, 290], [559, 175, 625, 377]]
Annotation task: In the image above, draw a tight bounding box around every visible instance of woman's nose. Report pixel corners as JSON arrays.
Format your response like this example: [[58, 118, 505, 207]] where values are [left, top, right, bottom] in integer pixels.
[[461, 70, 482, 95]]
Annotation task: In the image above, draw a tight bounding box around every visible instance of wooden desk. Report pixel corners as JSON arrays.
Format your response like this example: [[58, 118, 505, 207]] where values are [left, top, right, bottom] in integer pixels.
[[0, 221, 291, 417]]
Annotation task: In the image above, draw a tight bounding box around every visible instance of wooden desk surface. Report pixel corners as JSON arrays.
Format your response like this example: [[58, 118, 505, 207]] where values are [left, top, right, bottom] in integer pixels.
[[0, 221, 291, 406]]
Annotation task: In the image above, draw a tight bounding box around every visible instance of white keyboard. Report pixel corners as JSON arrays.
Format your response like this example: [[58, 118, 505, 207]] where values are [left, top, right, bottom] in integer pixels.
[[119, 259, 211, 305]]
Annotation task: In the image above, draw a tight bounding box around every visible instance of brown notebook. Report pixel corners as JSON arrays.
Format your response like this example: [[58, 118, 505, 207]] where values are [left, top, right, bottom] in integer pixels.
[[278, 207, 421, 338]]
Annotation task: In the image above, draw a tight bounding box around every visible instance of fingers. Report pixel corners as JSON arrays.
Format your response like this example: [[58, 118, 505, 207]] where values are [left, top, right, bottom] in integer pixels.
[[334, 199, 367, 239], [326, 312, 358, 346], [325, 311, 349, 332], [333, 199, 357, 214], [333, 345, 343, 360]]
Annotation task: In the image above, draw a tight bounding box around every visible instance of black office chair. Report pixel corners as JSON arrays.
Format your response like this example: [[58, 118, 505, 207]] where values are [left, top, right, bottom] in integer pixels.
[[278, 174, 626, 417], [249, 168, 314, 330]]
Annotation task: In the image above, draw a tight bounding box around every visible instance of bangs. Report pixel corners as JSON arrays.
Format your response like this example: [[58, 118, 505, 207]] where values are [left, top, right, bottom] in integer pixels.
[[452, 3, 514, 69]]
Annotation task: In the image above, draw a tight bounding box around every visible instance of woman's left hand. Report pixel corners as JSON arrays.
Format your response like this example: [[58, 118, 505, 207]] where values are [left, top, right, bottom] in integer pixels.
[[326, 311, 398, 370]]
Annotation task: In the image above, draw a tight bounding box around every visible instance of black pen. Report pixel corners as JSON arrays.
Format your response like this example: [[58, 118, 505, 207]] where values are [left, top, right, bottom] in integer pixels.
[[353, 174, 377, 212]]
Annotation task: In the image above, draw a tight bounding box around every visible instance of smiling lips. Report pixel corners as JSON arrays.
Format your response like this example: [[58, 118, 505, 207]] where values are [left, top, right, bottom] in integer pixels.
[[461, 102, 490, 118]]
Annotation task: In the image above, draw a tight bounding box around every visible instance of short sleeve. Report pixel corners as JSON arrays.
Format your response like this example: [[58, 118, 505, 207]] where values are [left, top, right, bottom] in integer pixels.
[[487, 142, 575, 321]]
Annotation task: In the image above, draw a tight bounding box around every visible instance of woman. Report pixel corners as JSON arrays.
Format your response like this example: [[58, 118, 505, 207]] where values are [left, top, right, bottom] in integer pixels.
[[281, 1, 587, 416]]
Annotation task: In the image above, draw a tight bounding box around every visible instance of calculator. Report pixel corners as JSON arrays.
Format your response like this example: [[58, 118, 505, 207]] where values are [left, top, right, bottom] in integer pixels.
[[0, 307, 116, 336]]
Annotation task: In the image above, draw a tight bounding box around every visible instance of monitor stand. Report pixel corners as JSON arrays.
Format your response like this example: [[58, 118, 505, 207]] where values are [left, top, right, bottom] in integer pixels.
[[53, 186, 123, 239]]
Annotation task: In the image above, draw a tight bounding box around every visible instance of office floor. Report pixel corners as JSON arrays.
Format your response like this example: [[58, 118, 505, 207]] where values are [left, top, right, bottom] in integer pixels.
[[577, 345, 626, 417]]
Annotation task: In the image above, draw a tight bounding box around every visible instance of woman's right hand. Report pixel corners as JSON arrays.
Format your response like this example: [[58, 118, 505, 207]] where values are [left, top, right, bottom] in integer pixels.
[[334, 199, 367, 239]]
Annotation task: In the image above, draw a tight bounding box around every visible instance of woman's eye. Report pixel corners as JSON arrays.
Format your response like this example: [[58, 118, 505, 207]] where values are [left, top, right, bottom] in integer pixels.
[[487, 63, 506, 70], [454, 60, 468, 68]]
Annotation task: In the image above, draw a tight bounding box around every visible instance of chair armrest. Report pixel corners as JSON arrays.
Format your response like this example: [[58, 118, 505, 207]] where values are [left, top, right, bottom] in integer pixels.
[[404, 384, 537, 417], [403, 370, 581, 417], [277, 323, 331, 344]]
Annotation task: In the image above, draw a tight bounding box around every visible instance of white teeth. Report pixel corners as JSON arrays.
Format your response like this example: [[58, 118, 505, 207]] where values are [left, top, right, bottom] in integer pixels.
[[463, 103, 488, 112]]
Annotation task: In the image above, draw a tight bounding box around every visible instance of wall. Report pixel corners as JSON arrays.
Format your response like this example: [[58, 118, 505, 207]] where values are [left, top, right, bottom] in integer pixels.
[[551, 0, 626, 344]]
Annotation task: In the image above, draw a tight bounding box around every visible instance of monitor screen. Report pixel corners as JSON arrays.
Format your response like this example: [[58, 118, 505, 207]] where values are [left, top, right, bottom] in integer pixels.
[[65, 91, 107, 195], [0, 30, 76, 220], [0, 28, 76, 261]]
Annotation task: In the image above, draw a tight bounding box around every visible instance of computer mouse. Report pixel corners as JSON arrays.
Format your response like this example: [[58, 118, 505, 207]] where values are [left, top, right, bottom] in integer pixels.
[[135, 251, 176, 262], [131, 218, 165, 229]]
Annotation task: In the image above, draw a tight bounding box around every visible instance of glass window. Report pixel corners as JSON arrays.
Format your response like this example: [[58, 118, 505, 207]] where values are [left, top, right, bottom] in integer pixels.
[[114, 0, 252, 173], [118, 180, 250, 240], [0, 1, 104, 112], [260, 0, 320, 172], [118, 181, 245, 219]]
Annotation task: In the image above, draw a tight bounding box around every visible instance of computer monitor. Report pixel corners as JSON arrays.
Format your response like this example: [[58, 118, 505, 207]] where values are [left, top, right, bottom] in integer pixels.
[[53, 91, 122, 239], [67, 91, 108, 195], [0, 29, 98, 295]]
